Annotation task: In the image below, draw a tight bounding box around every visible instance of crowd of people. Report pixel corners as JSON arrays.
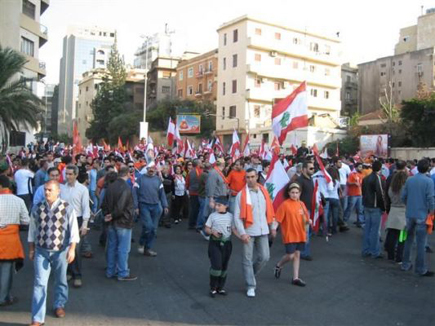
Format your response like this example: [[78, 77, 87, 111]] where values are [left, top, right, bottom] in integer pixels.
[[0, 141, 434, 325]]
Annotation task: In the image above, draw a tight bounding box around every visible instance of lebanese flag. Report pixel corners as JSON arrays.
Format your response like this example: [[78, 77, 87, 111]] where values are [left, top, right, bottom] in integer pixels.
[[272, 81, 308, 145], [320, 145, 329, 159], [290, 144, 297, 156], [312, 144, 332, 184], [184, 139, 194, 158], [213, 136, 224, 154], [259, 138, 266, 159], [242, 133, 250, 157], [167, 117, 176, 147], [230, 130, 241, 158], [208, 152, 216, 165], [265, 154, 290, 211], [271, 136, 280, 156], [310, 180, 323, 233]]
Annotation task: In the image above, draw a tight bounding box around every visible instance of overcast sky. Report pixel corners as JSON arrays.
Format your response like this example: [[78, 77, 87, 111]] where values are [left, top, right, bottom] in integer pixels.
[[39, 0, 435, 84]]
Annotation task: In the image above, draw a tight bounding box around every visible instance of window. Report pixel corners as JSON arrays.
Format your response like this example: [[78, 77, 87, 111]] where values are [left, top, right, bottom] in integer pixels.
[[232, 80, 237, 93], [86, 101, 89, 107], [380, 72, 386, 76], [310, 89, 318, 97], [293, 38, 300, 45], [178, 89, 183, 97], [162, 86, 170, 94], [208, 61, 213, 71], [399, 69, 402, 74], [380, 63, 386, 68], [110, 33, 115, 37], [325, 68, 330, 76], [398, 81, 402, 87], [20, 37, 34, 56], [223, 58, 226, 70], [86, 86, 89, 92], [346, 76, 351, 82], [188, 67, 193, 78], [199, 64, 203, 74], [22, 0, 36, 19], [224, 33, 227, 46], [346, 92, 351, 100], [275, 32, 281, 40], [254, 105, 260, 118], [208, 80, 213, 91], [233, 54, 238, 68], [255, 53, 261, 62], [188, 86, 193, 95], [398, 60, 402, 66], [324, 91, 329, 99], [274, 82, 281, 91], [179, 71, 184, 81], [197, 83, 202, 93], [255, 28, 262, 36], [293, 61, 299, 69], [417, 63, 423, 73], [393, 62, 396, 66], [233, 29, 238, 43], [255, 78, 261, 88], [392, 82, 395, 87], [229, 105, 236, 118], [222, 107, 225, 119], [96, 59, 104, 65], [95, 84, 99, 90], [324, 45, 331, 55], [310, 42, 319, 52], [274, 57, 281, 65], [223, 82, 226, 95], [310, 65, 316, 73]]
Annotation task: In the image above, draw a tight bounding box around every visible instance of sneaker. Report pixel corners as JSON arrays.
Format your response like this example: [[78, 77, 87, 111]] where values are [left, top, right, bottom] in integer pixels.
[[118, 275, 138, 281], [137, 246, 145, 254], [217, 289, 227, 295], [73, 279, 82, 288], [246, 288, 256, 298], [200, 230, 210, 241], [292, 278, 306, 287], [0, 297, 18, 307], [144, 249, 157, 257], [210, 289, 217, 298], [421, 271, 434, 277], [426, 247, 434, 254], [274, 264, 282, 279], [54, 307, 66, 318]]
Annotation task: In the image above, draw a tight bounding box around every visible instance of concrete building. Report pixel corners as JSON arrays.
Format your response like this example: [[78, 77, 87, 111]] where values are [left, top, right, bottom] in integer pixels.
[[176, 49, 218, 103], [147, 56, 180, 108], [216, 15, 344, 149], [58, 25, 115, 136], [77, 68, 146, 144], [395, 8, 435, 55], [0, 0, 50, 149], [40, 83, 56, 136], [341, 63, 358, 116]]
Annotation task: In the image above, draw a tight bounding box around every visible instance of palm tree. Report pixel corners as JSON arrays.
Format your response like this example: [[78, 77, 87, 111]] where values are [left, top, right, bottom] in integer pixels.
[[0, 44, 42, 148]]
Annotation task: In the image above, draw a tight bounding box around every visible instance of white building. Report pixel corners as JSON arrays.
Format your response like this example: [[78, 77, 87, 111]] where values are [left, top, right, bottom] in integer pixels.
[[57, 25, 115, 136], [216, 16, 345, 149]]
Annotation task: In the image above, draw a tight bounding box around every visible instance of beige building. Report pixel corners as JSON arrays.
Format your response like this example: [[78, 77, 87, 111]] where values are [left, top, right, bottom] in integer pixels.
[[77, 68, 146, 144], [341, 63, 358, 116], [395, 9, 435, 55], [176, 49, 218, 103], [147, 56, 180, 108], [216, 15, 344, 148]]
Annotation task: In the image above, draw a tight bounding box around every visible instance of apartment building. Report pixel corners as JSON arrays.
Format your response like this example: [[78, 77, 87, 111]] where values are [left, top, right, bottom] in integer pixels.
[[341, 63, 358, 116], [58, 25, 115, 136], [147, 56, 180, 108], [176, 49, 218, 103], [216, 15, 343, 148], [0, 0, 50, 147], [77, 68, 145, 144]]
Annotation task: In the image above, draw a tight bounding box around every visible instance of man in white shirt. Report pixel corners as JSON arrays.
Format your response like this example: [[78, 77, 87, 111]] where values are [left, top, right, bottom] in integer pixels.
[[333, 157, 350, 231], [14, 158, 34, 212]]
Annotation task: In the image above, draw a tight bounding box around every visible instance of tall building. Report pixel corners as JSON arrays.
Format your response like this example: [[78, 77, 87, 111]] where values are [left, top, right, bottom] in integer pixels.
[[341, 63, 358, 116], [0, 0, 50, 147], [57, 25, 115, 136], [147, 56, 180, 108], [40, 83, 56, 136], [359, 10, 435, 115], [216, 15, 343, 148], [176, 49, 218, 103]]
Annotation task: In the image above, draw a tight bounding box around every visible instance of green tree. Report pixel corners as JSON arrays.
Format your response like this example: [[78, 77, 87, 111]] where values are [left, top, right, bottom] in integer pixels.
[[400, 93, 435, 147], [0, 45, 42, 145], [86, 34, 128, 144]]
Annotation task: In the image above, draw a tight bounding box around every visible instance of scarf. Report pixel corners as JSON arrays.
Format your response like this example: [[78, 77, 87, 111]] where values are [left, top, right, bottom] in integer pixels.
[[239, 183, 275, 228], [0, 188, 12, 194], [214, 167, 229, 184]]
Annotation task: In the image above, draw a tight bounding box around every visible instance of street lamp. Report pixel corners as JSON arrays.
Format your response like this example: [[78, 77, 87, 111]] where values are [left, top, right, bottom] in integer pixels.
[[139, 35, 151, 140]]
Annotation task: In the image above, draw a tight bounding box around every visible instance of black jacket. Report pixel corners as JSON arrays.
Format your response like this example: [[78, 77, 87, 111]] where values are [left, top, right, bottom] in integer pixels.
[[296, 174, 314, 210], [362, 172, 386, 211], [102, 178, 135, 229]]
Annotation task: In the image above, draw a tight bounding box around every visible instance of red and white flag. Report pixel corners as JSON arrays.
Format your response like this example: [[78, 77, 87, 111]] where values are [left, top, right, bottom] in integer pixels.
[[270, 136, 280, 156], [310, 180, 323, 233], [312, 144, 332, 184], [272, 81, 308, 145], [208, 152, 216, 165], [230, 130, 241, 159], [320, 145, 329, 159], [265, 154, 290, 211], [242, 133, 250, 157], [167, 117, 176, 147]]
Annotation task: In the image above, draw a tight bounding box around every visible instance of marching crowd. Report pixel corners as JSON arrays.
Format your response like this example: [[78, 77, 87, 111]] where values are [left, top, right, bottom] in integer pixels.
[[0, 141, 434, 325]]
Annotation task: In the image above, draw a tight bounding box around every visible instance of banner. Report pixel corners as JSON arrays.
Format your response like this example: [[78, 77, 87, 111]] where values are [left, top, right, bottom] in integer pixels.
[[360, 134, 388, 158], [176, 114, 201, 134]]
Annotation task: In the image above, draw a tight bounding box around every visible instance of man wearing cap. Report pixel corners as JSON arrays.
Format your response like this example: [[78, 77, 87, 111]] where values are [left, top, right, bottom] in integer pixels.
[[205, 158, 229, 216], [135, 162, 168, 257]]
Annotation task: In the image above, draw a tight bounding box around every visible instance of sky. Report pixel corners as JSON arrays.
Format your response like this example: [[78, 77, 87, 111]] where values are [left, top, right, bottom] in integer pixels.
[[39, 0, 435, 84]]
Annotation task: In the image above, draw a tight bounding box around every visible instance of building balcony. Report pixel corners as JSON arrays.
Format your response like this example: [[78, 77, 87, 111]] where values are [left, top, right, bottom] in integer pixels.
[[20, 14, 48, 47], [195, 91, 203, 97], [196, 71, 204, 78], [247, 63, 341, 89], [204, 69, 213, 75], [247, 35, 341, 66], [23, 55, 46, 79], [203, 88, 213, 95]]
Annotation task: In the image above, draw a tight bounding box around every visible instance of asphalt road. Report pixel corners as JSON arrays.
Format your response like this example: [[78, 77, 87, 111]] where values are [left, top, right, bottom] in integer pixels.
[[1, 220, 434, 326]]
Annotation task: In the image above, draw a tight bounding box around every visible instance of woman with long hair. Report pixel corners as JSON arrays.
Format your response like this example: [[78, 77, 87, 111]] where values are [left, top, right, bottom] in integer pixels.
[[172, 165, 186, 224], [323, 166, 341, 235], [384, 166, 408, 262]]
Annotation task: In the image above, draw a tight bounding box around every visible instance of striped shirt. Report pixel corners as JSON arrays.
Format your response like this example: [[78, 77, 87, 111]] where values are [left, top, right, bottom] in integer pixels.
[[0, 194, 30, 227], [205, 212, 233, 240]]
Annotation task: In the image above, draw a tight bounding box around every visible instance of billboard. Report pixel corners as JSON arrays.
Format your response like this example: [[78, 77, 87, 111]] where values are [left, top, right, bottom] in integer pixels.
[[360, 134, 388, 158], [176, 114, 201, 134]]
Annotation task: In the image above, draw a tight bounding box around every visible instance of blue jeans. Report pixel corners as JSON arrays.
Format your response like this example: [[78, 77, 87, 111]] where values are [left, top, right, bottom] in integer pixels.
[[344, 196, 364, 223], [139, 203, 163, 249], [362, 207, 382, 257], [0, 262, 13, 304], [89, 190, 98, 214], [401, 217, 429, 274], [106, 226, 132, 278], [300, 209, 311, 257], [325, 198, 340, 233], [228, 195, 236, 215], [32, 247, 69, 323], [196, 196, 207, 229]]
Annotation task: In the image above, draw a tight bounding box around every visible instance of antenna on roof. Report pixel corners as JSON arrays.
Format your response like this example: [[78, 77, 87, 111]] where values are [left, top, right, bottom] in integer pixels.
[[421, 5, 424, 16]]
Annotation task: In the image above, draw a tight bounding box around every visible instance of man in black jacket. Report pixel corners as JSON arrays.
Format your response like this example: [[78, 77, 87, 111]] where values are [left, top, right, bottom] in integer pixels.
[[102, 166, 137, 281], [361, 161, 386, 258]]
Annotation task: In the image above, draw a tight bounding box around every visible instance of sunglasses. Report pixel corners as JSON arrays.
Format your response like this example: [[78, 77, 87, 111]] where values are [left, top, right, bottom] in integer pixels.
[[308, 168, 315, 170]]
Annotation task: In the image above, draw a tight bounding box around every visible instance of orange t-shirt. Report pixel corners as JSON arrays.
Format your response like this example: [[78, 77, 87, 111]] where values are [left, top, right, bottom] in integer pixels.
[[347, 172, 363, 197], [361, 169, 372, 178], [227, 170, 246, 196], [275, 199, 308, 244]]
